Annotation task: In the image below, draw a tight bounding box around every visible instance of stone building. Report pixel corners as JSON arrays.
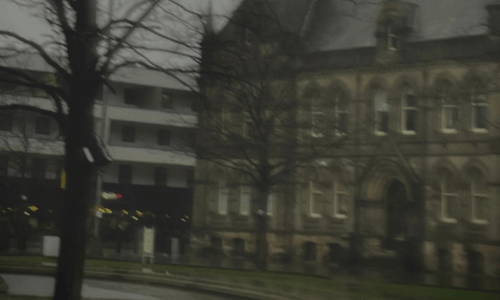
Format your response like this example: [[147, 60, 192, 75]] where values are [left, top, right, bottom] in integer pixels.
[[191, 0, 500, 283]]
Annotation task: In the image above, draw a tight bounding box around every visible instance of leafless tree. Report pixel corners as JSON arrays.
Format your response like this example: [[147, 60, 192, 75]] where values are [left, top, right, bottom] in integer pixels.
[[196, 0, 363, 271], [0, 1, 209, 299]]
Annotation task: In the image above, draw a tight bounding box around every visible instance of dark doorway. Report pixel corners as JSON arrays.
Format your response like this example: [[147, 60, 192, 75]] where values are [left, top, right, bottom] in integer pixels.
[[386, 180, 407, 242], [467, 251, 484, 289]]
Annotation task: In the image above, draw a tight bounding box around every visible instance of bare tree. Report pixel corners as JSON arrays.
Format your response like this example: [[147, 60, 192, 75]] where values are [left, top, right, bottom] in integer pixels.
[[196, 0, 360, 270], [0, 1, 209, 299]]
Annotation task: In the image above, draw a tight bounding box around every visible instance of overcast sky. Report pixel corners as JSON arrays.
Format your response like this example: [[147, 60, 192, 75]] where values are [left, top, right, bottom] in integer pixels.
[[0, 0, 240, 66]]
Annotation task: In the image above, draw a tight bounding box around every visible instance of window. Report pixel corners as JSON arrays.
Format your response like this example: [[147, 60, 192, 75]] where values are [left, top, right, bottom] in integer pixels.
[[309, 181, 322, 218], [157, 129, 170, 146], [121, 125, 135, 142], [267, 193, 275, 216], [311, 98, 326, 138], [470, 170, 488, 224], [31, 158, 47, 179], [303, 242, 317, 261], [118, 164, 132, 184], [239, 186, 251, 216], [0, 114, 13, 132], [161, 90, 173, 109], [218, 180, 229, 215], [95, 85, 103, 101], [374, 89, 389, 135], [0, 79, 16, 93], [402, 89, 417, 134], [471, 87, 488, 132], [124, 88, 140, 105], [441, 174, 458, 223], [387, 25, 399, 50], [440, 82, 458, 133], [233, 238, 245, 257], [468, 251, 484, 274], [335, 92, 348, 135], [327, 243, 343, 264], [438, 249, 452, 272], [187, 169, 195, 188], [154, 167, 168, 186], [190, 98, 197, 112], [210, 236, 223, 255], [35, 117, 50, 135], [333, 180, 348, 218], [56, 160, 64, 181], [0, 156, 8, 177]]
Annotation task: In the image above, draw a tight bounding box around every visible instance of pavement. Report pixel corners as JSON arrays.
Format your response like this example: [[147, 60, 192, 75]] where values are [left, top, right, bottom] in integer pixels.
[[0, 262, 309, 300], [0, 274, 242, 300]]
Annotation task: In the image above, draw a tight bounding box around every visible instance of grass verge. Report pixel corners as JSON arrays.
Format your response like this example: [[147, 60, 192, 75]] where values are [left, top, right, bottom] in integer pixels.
[[1, 256, 500, 300]]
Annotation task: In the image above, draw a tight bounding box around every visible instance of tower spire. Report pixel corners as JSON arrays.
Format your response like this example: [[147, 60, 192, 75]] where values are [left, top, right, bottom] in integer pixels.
[[203, 0, 215, 35]]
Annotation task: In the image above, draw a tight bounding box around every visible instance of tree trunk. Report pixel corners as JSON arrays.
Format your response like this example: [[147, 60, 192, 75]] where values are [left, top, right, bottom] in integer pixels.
[[53, 0, 99, 298], [255, 189, 268, 271], [53, 102, 94, 300]]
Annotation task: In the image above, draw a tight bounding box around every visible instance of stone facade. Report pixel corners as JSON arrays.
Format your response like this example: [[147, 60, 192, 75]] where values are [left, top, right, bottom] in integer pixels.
[[191, 0, 500, 283]]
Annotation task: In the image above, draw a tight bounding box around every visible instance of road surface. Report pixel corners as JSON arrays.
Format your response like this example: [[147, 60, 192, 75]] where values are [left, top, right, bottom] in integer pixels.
[[1, 274, 244, 300]]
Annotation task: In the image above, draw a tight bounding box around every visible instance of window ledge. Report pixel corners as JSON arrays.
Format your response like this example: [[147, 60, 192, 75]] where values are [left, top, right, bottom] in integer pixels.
[[218, 212, 228, 216], [472, 128, 488, 134], [334, 214, 347, 219], [441, 218, 458, 224], [309, 213, 322, 218], [311, 133, 324, 139], [471, 219, 489, 225], [239, 212, 249, 216], [441, 129, 458, 134], [374, 131, 387, 136], [402, 130, 416, 135]]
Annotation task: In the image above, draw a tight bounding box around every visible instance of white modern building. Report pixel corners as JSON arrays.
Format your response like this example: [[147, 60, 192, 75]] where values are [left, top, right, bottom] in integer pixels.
[[0, 54, 197, 249]]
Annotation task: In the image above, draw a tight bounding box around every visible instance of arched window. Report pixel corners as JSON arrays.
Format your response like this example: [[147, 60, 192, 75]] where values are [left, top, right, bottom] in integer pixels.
[[470, 169, 488, 224], [266, 193, 275, 216], [309, 180, 323, 218], [440, 172, 458, 223], [239, 176, 252, 216], [217, 174, 229, 215], [335, 91, 349, 135], [311, 97, 326, 138], [401, 86, 417, 134], [374, 88, 389, 135], [440, 81, 459, 133], [333, 179, 348, 218], [471, 85, 488, 132], [387, 24, 399, 50]]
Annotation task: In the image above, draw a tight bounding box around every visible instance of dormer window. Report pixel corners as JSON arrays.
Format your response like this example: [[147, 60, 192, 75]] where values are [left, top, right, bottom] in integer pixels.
[[387, 25, 399, 50]]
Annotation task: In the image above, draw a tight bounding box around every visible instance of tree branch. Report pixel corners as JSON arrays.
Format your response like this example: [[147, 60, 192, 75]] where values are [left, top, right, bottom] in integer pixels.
[[0, 31, 70, 79]]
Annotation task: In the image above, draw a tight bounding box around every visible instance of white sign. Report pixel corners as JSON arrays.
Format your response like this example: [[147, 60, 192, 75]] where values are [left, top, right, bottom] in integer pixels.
[[143, 227, 155, 255], [101, 192, 122, 200], [42, 236, 60, 257]]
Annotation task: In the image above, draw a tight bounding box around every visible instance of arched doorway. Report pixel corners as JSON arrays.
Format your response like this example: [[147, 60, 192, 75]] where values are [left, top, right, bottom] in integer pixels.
[[386, 180, 408, 242]]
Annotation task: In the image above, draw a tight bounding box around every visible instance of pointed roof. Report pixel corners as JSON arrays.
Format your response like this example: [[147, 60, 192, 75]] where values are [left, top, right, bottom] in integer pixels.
[[303, 0, 493, 53]]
